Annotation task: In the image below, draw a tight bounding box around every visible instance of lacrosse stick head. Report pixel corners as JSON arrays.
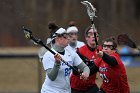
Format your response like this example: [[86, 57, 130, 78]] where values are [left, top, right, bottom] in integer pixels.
[[22, 26, 32, 39], [117, 34, 137, 48], [81, 1, 96, 21], [22, 26, 38, 45]]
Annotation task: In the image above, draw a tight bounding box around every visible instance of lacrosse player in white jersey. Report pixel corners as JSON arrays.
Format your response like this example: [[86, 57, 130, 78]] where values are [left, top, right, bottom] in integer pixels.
[[41, 22, 90, 93], [66, 21, 85, 51]]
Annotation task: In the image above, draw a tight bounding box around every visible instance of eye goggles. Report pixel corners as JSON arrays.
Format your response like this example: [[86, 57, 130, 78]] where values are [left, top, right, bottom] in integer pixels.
[[102, 44, 114, 50], [57, 33, 69, 39], [87, 32, 99, 38]]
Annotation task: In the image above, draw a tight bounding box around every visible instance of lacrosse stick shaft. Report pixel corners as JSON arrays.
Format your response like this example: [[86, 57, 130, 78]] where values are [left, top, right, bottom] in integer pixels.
[[31, 36, 82, 75], [91, 21, 98, 47], [22, 26, 82, 75], [91, 18, 99, 52], [32, 37, 55, 55]]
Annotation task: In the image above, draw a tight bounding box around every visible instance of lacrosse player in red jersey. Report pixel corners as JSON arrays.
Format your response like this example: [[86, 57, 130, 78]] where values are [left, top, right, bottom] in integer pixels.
[[70, 25, 102, 93], [95, 37, 130, 93]]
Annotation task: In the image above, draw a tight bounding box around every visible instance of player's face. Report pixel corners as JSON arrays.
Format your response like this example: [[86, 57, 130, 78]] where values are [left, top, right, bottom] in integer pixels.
[[86, 29, 99, 47], [68, 32, 78, 43], [102, 41, 114, 54], [56, 33, 69, 48]]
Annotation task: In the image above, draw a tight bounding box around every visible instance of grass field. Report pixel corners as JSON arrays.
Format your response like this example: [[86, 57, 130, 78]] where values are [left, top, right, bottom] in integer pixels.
[[0, 47, 140, 93]]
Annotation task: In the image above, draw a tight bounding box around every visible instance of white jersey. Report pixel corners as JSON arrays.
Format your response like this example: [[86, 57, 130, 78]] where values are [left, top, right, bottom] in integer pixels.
[[41, 48, 82, 93], [66, 41, 85, 52]]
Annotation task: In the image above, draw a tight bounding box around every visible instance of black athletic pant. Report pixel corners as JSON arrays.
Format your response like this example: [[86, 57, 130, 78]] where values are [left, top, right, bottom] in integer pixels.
[[71, 84, 99, 93]]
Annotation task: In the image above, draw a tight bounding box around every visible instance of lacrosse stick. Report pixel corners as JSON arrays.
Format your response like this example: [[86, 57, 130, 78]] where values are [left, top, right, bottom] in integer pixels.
[[22, 26, 82, 75], [117, 34, 140, 52], [81, 1, 99, 51]]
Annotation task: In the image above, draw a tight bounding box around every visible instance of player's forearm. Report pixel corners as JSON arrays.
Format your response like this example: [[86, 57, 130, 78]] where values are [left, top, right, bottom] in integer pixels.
[[46, 62, 60, 81], [102, 52, 118, 66], [89, 62, 99, 75], [77, 62, 90, 75]]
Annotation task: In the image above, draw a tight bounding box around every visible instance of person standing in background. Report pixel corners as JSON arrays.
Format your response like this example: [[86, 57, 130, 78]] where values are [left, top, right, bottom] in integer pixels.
[[66, 21, 85, 51]]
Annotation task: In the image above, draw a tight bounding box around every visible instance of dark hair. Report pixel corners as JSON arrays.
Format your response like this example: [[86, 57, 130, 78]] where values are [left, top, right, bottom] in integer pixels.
[[103, 37, 117, 50], [48, 21, 59, 38], [84, 25, 98, 36], [68, 21, 76, 27]]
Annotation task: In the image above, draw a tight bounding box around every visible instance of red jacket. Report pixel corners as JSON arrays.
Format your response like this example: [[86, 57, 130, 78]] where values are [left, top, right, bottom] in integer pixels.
[[95, 53, 130, 93], [70, 45, 101, 90]]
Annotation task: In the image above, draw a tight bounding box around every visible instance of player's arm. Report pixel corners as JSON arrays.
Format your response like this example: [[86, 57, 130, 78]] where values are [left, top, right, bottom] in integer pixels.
[[88, 61, 99, 75], [73, 61, 98, 75], [97, 51, 118, 66], [77, 62, 89, 74], [102, 52, 118, 66], [46, 54, 61, 81], [76, 48, 99, 75], [72, 51, 90, 80], [77, 62, 90, 80], [46, 62, 60, 81]]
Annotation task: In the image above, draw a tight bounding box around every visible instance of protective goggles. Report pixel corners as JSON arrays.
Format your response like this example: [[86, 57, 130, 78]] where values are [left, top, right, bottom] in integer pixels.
[[102, 44, 115, 50], [57, 33, 69, 39]]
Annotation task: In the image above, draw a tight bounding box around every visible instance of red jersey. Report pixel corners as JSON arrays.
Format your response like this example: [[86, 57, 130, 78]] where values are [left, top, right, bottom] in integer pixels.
[[95, 53, 130, 93], [70, 45, 101, 90]]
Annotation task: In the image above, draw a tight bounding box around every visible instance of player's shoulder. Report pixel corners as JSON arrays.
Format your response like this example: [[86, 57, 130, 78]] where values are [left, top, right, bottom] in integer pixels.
[[65, 47, 79, 58], [43, 48, 55, 57], [65, 45, 72, 50], [77, 41, 85, 44], [77, 45, 88, 54], [65, 47, 75, 54], [110, 52, 123, 64], [77, 41, 85, 47], [78, 44, 87, 50], [110, 52, 120, 58]]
